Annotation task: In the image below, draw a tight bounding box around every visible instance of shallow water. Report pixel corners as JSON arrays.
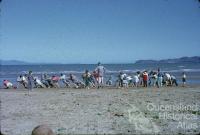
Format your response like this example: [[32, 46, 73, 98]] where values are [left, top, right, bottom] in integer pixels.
[[0, 63, 200, 87]]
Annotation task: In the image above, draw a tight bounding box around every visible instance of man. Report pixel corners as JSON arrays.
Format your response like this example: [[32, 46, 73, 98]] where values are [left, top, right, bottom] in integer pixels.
[[118, 71, 124, 87], [69, 74, 85, 88], [41, 73, 51, 88], [171, 75, 178, 86], [164, 72, 172, 86], [17, 75, 28, 88], [60, 73, 70, 87], [33, 77, 45, 88], [95, 62, 106, 88], [27, 71, 34, 91]]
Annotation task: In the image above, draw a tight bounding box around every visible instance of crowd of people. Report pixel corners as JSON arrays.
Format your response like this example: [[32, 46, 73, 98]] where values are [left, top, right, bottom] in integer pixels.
[[2, 63, 187, 90], [116, 69, 186, 88]]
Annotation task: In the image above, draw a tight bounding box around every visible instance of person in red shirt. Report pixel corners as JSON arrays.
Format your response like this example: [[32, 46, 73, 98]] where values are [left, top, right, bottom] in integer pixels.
[[142, 71, 148, 87], [51, 75, 60, 88]]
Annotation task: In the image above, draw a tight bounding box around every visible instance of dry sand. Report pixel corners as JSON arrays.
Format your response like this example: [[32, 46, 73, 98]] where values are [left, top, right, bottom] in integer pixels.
[[0, 86, 200, 135]]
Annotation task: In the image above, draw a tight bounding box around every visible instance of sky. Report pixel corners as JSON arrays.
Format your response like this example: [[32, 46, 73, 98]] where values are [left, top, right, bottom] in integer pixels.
[[1, 0, 200, 64]]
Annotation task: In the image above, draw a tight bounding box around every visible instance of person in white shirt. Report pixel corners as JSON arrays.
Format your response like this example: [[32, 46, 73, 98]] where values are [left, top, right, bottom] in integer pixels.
[[95, 62, 106, 88], [182, 72, 186, 87], [164, 73, 172, 86], [60, 73, 66, 80], [34, 77, 45, 88], [60, 73, 69, 87], [17, 75, 28, 88], [133, 74, 139, 87]]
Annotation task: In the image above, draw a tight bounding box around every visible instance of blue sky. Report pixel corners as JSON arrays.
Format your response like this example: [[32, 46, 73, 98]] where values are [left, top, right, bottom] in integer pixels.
[[1, 0, 200, 64]]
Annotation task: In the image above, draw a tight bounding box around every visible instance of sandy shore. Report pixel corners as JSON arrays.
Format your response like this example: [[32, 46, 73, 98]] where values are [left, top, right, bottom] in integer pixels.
[[0, 86, 200, 135]]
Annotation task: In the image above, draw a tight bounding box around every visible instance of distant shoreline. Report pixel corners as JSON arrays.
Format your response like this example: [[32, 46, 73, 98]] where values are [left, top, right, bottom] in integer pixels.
[[1, 56, 200, 65]]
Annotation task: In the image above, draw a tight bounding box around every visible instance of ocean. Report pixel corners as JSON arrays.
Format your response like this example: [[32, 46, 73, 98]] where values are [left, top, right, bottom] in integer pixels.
[[0, 63, 200, 87]]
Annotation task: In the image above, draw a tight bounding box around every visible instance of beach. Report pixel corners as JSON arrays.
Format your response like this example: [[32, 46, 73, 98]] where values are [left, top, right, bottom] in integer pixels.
[[0, 86, 200, 135], [2, 0, 200, 134]]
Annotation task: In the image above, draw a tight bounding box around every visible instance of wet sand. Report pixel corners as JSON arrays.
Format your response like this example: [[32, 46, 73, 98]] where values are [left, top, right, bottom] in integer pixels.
[[0, 86, 200, 135]]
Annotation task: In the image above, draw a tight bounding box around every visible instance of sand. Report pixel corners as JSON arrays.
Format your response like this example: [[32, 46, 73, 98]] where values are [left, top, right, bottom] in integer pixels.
[[0, 86, 200, 135]]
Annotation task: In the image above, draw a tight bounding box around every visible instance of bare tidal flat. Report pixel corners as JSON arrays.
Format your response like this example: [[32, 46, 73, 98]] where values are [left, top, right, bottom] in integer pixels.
[[0, 86, 200, 135]]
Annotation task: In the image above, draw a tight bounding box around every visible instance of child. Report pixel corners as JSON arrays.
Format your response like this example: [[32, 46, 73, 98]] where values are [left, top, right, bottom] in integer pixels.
[[182, 72, 186, 87], [133, 74, 139, 87], [106, 76, 112, 86]]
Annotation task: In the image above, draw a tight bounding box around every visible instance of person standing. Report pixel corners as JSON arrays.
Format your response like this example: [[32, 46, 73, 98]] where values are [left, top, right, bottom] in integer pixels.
[[157, 68, 163, 88], [95, 62, 106, 88], [133, 74, 139, 87], [182, 72, 187, 87], [27, 71, 34, 92], [82, 70, 91, 89], [118, 72, 124, 88], [142, 71, 148, 87]]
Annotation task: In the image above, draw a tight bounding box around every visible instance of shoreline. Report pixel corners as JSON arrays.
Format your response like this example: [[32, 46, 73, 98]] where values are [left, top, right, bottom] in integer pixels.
[[0, 84, 200, 91]]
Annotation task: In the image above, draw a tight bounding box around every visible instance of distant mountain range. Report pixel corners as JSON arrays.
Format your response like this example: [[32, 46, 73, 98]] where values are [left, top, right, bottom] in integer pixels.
[[0, 56, 200, 65], [0, 60, 30, 65], [0, 60, 61, 65], [135, 56, 200, 64]]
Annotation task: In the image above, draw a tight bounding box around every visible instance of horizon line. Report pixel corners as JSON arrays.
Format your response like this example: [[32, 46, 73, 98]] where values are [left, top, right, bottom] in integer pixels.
[[1, 56, 199, 65]]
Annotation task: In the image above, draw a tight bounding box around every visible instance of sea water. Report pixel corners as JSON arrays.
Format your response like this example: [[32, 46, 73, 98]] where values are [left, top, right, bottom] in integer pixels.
[[0, 63, 200, 88]]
